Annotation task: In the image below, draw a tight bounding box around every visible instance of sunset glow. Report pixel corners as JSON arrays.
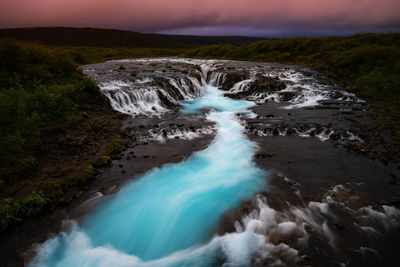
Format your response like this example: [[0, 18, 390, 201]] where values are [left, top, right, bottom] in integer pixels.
[[1, 0, 399, 36]]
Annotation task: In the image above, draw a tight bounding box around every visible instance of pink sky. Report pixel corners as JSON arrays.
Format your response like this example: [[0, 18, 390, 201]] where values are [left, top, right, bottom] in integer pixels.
[[1, 0, 399, 36]]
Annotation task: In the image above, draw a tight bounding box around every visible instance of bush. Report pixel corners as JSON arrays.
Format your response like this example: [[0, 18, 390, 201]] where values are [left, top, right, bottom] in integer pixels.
[[0, 191, 50, 232], [18, 191, 50, 217]]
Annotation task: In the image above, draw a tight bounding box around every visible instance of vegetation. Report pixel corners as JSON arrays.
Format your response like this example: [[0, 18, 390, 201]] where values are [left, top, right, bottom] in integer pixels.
[[0, 38, 92, 172], [182, 33, 400, 134], [190, 71, 202, 83], [0, 191, 50, 232], [0, 38, 160, 232]]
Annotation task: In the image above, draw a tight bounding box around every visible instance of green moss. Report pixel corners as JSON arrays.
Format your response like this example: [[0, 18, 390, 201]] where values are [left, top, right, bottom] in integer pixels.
[[118, 65, 126, 70], [130, 70, 138, 76], [220, 71, 245, 90], [71, 164, 96, 185], [39, 181, 64, 201], [190, 71, 202, 83]]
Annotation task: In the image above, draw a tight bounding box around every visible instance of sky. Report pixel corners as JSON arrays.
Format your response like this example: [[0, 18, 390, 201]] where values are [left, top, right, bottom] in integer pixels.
[[0, 0, 399, 37]]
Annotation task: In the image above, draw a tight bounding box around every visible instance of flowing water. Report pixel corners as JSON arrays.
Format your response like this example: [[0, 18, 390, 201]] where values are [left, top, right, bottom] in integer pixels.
[[30, 82, 267, 266]]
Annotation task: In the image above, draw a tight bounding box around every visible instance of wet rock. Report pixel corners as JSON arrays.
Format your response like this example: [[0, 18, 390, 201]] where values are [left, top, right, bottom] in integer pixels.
[[279, 91, 297, 102], [329, 133, 341, 141], [225, 74, 286, 99], [286, 128, 296, 135], [221, 71, 248, 91], [256, 153, 276, 159]]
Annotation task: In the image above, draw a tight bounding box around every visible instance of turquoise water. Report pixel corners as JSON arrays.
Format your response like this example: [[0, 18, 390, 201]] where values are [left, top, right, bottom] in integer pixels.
[[30, 84, 266, 267]]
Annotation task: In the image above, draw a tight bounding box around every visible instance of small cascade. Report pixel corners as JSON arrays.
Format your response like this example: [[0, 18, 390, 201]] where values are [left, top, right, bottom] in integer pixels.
[[99, 76, 204, 116]]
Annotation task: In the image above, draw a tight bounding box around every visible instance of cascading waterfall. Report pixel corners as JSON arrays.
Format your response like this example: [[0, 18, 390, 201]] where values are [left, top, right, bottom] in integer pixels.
[[30, 65, 267, 267], [99, 76, 204, 116]]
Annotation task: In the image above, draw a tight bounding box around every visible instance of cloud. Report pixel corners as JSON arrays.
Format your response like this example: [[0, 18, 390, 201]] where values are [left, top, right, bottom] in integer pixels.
[[1, 0, 399, 35]]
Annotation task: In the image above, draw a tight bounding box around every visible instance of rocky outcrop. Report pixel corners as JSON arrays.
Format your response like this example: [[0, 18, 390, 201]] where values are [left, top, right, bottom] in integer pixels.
[[225, 74, 286, 99], [220, 71, 248, 91]]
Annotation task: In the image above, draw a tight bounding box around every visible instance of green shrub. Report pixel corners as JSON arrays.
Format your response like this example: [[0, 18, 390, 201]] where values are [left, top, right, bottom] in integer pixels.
[[0, 191, 50, 232], [18, 191, 50, 217]]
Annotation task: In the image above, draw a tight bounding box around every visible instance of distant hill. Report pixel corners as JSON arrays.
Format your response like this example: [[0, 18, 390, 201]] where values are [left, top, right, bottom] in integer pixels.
[[150, 34, 266, 46], [0, 27, 190, 48], [0, 27, 266, 48]]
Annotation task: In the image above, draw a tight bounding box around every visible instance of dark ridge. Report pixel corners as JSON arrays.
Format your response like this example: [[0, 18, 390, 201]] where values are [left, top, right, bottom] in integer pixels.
[[149, 34, 267, 46], [0, 27, 191, 48]]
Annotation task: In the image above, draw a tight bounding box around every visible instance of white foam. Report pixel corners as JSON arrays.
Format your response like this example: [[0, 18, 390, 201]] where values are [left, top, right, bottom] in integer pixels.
[[136, 126, 217, 143]]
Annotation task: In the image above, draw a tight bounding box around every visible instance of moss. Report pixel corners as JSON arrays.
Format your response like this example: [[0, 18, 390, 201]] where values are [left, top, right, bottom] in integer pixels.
[[148, 63, 158, 67], [221, 71, 247, 91], [118, 65, 126, 70], [190, 72, 202, 83], [71, 164, 96, 185], [130, 70, 137, 76], [39, 181, 64, 201], [93, 155, 112, 168], [107, 135, 123, 156]]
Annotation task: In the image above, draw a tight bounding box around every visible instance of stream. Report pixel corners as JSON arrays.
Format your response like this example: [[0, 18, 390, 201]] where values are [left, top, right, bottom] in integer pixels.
[[30, 71, 267, 267]]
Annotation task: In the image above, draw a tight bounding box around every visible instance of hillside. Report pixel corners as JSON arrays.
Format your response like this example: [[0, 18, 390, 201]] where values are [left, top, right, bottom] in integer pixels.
[[150, 34, 266, 46], [0, 27, 190, 48]]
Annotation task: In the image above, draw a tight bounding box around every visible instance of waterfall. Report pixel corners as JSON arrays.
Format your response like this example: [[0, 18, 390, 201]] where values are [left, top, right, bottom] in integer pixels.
[[99, 76, 204, 116]]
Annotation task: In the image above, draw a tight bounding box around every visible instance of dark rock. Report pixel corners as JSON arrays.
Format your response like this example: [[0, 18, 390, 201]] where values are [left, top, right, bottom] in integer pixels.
[[279, 91, 296, 101], [272, 128, 280, 136], [225, 74, 286, 99], [221, 71, 248, 91], [286, 128, 296, 135], [256, 153, 276, 159], [329, 133, 340, 141]]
